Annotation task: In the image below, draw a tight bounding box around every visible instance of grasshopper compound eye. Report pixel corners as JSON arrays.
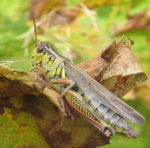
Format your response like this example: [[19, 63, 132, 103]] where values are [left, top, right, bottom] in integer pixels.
[[36, 42, 47, 53], [36, 44, 44, 53]]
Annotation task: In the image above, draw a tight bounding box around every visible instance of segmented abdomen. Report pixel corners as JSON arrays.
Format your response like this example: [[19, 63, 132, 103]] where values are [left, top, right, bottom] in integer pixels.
[[72, 86, 133, 134]]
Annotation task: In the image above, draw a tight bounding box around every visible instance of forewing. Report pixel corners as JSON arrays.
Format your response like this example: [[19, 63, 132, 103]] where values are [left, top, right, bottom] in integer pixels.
[[64, 62, 145, 125]]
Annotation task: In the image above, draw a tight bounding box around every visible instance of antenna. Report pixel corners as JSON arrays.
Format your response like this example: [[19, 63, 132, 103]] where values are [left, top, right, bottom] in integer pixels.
[[33, 14, 38, 46]]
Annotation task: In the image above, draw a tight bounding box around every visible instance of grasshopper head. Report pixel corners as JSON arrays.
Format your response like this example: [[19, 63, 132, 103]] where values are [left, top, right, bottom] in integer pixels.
[[31, 16, 68, 69], [31, 41, 51, 67]]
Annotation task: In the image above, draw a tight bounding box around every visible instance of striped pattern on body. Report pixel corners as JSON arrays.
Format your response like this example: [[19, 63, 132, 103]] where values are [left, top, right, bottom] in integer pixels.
[[45, 62, 133, 136]]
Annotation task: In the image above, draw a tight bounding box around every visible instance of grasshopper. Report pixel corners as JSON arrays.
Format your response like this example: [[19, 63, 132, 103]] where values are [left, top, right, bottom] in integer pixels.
[[31, 16, 145, 138]]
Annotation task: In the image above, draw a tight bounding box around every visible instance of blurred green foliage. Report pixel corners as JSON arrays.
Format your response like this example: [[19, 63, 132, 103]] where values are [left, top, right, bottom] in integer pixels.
[[0, 0, 150, 147]]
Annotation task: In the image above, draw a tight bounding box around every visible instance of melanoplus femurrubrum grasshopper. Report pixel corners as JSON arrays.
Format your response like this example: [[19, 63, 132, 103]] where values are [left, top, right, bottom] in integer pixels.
[[30, 16, 145, 138]]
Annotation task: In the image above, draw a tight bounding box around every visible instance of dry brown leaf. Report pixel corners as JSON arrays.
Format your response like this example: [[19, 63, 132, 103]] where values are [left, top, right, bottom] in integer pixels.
[[79, 36, 148, 98]]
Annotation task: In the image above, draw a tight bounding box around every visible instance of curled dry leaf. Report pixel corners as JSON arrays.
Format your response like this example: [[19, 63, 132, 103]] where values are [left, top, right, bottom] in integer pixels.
[[0, 37, 148, 147], [79, 36, 148, 98]]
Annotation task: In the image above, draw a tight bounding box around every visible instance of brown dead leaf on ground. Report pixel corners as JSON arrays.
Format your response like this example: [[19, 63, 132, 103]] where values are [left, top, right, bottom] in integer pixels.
[[0, 37, 148, 147]]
